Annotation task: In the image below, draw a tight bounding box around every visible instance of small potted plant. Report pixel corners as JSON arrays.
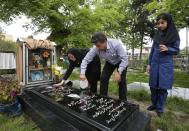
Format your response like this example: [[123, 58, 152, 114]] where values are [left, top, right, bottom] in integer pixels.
[[0, 79, 22, 117]]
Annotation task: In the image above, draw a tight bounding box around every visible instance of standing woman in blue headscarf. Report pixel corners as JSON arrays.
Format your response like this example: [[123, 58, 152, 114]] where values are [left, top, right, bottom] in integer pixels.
[[146, 13, 180, 116]]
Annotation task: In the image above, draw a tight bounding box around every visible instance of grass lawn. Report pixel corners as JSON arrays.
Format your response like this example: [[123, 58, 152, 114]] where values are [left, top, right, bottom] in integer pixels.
[[68, 68, 189, 88], [173, 71, 189, 88], [127, 69, 189, 88], [127, 69, 149, 84], [0, 114, 39, 131]]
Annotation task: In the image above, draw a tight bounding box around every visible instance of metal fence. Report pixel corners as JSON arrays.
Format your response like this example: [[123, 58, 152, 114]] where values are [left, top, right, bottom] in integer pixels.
[[173, 55, 189, 72]]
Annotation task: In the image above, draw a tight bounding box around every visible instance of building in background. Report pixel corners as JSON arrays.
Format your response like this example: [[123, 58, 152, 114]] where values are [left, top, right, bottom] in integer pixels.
[[0, 33, 14, 41]]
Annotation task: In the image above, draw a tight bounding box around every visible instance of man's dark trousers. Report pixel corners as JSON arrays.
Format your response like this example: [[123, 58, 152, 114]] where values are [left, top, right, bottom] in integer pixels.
[[100, 61, 127, 100]]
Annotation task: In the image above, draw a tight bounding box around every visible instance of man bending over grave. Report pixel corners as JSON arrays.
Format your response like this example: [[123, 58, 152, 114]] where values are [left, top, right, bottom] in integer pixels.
[[80, 32, 128, 101]]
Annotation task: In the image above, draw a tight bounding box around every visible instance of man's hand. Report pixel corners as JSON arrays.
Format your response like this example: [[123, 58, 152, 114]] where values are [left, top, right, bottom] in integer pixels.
[[146, 65, 150, 75], [80, 74, 86, 81], [159, 44, 168, 52], [114, 71, 121, 83], [53, 80, 64, 87]]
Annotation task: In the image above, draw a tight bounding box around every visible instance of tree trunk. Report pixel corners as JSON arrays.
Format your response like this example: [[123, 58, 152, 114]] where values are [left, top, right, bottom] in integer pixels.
[[132, 46, 135, 59], [139, 35, 144, 61], [186, 27, 188, 55]]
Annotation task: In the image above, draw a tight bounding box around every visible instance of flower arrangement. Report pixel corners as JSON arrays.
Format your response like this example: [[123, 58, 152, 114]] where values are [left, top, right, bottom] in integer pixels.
[[49, 90, 64, 102], [52, 65, 63, 82], [52, 65, 63, 77], [32, 54, 41, 68], [31, 54, 41, 62], [0, 79, 20, 104], [42, 51, 50, 58], [42, 51, 50, 67]]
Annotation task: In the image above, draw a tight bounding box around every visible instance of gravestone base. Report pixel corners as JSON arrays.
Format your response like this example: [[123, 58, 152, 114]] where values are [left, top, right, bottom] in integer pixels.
[[19, 85, 150, 131]]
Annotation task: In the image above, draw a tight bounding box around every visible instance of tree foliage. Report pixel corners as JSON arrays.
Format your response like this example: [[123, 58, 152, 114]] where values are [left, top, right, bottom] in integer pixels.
[[118, 0, 154, 59], [144, 0, 189, 28], [0, 0, 188, 54], [0, 0, 123, 49], [0, 40, 17, 52]]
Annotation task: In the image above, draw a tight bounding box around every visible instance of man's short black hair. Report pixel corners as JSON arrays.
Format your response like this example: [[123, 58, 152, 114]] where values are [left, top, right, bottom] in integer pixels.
[[91, 32, 107, 44]]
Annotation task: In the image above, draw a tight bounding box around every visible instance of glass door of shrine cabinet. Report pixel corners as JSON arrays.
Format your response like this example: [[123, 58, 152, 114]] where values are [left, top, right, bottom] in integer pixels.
[[25, 47, 54, 85]]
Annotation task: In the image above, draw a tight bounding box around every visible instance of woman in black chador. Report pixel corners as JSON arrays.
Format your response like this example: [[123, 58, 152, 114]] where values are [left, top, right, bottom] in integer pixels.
[[53, 48, 101, 93]]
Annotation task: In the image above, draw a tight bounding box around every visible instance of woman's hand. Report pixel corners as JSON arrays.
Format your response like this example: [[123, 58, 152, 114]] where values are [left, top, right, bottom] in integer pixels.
[[80, 74, 86, 81], [114, 71, 121, 83], [159, 44, 168, 52], [53, 80, 64, 87], [146, 65, 150, 75]]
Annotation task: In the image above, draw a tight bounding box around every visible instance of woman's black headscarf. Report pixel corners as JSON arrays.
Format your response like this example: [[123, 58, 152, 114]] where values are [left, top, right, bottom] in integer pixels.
[[153, 13, 180, 45], [67, 48, 88, 64], [67, 48, 83, 62]]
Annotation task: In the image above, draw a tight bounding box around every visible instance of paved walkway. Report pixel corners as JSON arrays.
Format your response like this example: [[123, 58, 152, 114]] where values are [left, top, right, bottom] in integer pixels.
[[127, 82, 189, 100]]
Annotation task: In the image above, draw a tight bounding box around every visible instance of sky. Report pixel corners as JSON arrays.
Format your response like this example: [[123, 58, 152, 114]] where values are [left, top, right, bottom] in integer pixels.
[[0, 16, 50, 41], [0, 15, 188, 49]]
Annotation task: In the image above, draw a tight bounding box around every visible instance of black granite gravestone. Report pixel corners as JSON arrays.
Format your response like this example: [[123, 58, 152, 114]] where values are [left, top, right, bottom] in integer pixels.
[[19, 85, 150, 131]]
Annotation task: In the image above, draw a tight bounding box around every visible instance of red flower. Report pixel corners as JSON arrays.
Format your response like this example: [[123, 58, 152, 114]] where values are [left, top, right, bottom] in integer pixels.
[[10, 91, 17, 97]]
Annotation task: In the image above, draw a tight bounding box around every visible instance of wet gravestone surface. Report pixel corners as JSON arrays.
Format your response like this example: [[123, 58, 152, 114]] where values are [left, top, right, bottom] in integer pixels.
[[20, 85, 149, 131]]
